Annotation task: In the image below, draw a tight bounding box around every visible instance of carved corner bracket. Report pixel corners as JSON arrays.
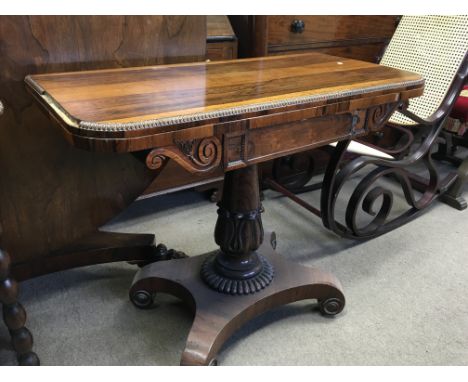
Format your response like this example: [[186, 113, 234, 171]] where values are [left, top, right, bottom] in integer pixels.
[[145, 136, 222, 174], [365, 102, 401, 132]]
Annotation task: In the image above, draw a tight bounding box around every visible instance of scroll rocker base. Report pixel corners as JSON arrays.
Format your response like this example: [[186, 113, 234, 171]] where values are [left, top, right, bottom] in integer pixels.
[[439, 193, 467, 210], [439, 155, 468, 210], [129, 232, 345, 366]]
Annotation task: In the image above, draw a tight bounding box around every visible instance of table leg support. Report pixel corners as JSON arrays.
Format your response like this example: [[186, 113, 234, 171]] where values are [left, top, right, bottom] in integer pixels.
[[0, 249, 39, 366], [129, 165, 345, 365], [201, 165, 274, 294]]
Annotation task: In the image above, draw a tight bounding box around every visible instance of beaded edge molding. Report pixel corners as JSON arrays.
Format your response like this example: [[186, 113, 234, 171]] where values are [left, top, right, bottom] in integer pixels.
[[28, 76, 425, 133]]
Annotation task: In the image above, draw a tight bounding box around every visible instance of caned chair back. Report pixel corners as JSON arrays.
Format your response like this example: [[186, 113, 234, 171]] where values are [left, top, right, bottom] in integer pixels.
[[381, 15, 468, 125]]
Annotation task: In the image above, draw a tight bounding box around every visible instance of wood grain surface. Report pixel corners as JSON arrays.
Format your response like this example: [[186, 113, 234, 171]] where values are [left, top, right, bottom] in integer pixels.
[[0, 16, 206, 278], [130, 231, 345, 365], [26, 52, 424, 152], [267, 16, 398, 47], [207, 15, 236, 41], [28, 53, 422, 125]]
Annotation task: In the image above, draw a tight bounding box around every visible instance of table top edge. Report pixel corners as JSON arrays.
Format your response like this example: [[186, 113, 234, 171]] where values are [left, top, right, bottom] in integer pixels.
[[25, 75, 425, 134]]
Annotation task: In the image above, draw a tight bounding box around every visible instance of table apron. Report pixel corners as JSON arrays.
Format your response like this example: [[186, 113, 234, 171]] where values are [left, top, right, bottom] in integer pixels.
[[222, 109, 368, 170]]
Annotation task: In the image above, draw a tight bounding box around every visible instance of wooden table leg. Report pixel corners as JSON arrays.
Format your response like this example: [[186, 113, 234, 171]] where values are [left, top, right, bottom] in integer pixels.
[[0, 249, 39, 366], [129, 165, 345, 365]]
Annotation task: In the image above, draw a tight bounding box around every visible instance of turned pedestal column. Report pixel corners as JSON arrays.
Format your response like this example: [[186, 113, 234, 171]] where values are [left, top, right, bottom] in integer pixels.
[[201, 165, 274, 294]]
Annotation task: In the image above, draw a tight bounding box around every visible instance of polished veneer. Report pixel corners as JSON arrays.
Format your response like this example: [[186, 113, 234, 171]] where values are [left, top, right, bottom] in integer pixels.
[[231, 16, 400, 61], [0, 15, 207, 365], [228, 15, 402, 196], [267, 16, 398, 55], [206, 15, 238, 61], [26, 52, 424, 365], [1, 100, 39, 365], [0, 15, 206, 280], [26, 53, 423, 151], [142, 15, 237, 199]]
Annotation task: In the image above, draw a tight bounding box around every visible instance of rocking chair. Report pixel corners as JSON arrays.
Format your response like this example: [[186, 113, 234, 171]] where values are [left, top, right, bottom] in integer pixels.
[[433, 86, 468, 209], [265, 15, 468, 240]]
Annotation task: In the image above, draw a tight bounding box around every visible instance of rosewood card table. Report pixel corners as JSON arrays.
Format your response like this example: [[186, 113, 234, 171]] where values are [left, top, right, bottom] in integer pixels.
[[25, 53, 424, 365]]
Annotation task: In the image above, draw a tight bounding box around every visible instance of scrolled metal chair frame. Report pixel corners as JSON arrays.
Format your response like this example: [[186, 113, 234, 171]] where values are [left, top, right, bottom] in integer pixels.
[[266, 50, 468, 241], [320, 51, 468, 240]]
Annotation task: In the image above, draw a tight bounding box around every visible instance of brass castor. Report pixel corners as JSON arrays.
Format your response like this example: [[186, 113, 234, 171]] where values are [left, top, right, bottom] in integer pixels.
[[319, 297, 345, 316], [130, 290, 155, 309]]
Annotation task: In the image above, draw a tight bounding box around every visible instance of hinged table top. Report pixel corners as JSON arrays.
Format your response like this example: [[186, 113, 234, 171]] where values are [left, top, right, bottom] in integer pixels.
[[26, 53, 423, 128], [25, 52, 424, 149]]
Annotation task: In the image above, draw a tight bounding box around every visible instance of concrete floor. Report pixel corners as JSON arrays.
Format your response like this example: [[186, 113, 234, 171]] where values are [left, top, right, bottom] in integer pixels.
[[1, 174, 467, 365]]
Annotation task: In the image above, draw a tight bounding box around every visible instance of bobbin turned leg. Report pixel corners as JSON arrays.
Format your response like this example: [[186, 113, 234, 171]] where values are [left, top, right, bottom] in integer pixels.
[[130, 165, 345, 365], [0, 249, 39, 366]]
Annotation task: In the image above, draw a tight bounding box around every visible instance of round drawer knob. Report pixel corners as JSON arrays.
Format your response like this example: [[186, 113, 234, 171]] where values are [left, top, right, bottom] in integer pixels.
[[290, 19, 305, 34]]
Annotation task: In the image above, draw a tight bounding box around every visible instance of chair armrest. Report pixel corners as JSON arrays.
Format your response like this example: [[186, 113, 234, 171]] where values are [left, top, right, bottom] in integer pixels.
[[397, 104, 433, 126]]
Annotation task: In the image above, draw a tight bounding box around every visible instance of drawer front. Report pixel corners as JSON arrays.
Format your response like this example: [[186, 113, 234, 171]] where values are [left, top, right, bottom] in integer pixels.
[[267, 16, 399, 49], [270, 43, 388, 63], [244, 112, 365, 167], [206, 41, 238, 61]]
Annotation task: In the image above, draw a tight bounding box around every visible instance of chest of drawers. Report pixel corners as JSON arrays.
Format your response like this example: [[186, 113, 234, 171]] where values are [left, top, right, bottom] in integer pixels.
[[231, 15, 400, 62]]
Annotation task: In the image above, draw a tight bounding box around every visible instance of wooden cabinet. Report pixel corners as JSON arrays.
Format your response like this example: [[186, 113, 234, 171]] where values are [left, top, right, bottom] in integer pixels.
[[267, 16, 397, 47], [0, 16, 208, 279], [206, 15, 238, 61], [230, 15, 400, 62]]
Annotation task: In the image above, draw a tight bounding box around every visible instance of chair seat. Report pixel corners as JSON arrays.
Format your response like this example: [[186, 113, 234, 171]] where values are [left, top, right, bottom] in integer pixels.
[[451, 86, 468, 122]]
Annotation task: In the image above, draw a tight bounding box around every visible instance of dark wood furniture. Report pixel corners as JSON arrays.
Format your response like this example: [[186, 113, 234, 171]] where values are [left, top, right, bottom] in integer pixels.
[[140, 16, 238, 200], [0, 15, 206, 280], [0, 249, 39, 365], [0, 101, 39, 365], [230, 16, 400, 61], [206, 15, 238, 61], [143, 16, 403, 202], [26, 52, 424, 365], [0, 15, 207, 365], [228, 15, 401, 192]]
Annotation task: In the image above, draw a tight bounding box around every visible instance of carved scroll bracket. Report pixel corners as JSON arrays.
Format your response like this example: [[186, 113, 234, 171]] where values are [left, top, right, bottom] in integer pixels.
[[145, 136, 222, 174], [365, 101, 401, 132]]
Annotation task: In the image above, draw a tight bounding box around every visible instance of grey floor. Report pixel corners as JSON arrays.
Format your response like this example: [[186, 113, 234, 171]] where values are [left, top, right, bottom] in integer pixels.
[[1, 172, 467, 365]]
